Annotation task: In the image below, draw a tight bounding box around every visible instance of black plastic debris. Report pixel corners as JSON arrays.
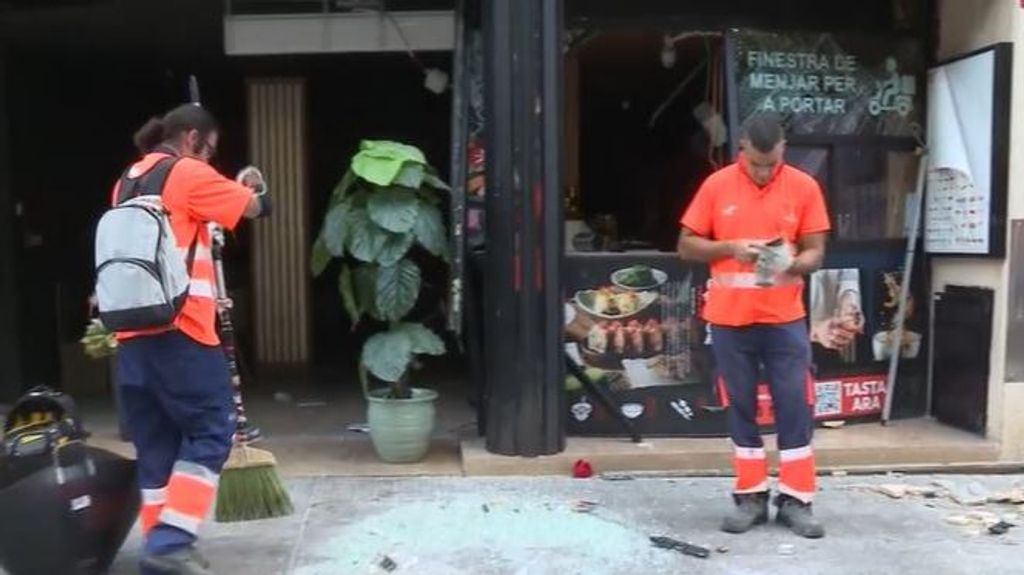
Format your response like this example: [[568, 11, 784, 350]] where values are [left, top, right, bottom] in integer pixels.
[[570, 499, 599, 513], [650, 536, 711, 559], [379, 555, 397, 572], [989, 521, 1016, 536]]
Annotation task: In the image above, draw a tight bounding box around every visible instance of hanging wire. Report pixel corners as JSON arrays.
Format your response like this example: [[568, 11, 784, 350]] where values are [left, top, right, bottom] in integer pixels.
[[380, 1, 425, 72]]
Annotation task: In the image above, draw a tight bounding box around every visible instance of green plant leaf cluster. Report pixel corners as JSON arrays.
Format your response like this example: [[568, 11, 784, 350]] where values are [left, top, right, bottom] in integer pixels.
[[312, 140, 452, 396]]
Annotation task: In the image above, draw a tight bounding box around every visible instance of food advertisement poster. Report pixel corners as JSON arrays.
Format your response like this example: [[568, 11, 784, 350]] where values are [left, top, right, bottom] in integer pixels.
[[564, 255, 728, 436], [563, 256, 925, 436], [809, 268, 866, 368], [872, 269, 925, 363]]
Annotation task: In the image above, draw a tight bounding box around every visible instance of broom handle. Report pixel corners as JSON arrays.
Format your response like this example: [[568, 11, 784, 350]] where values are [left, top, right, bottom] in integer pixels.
[[210, 223, 254, 444]]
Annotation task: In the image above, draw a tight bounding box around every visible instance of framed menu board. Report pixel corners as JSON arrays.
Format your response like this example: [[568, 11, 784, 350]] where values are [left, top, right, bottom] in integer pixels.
[[924, 43, 1012, 257]]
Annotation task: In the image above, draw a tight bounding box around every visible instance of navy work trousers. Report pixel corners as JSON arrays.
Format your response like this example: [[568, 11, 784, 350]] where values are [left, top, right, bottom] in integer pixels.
[[116, 330, 234, 561], [711, 320, 817, 501]]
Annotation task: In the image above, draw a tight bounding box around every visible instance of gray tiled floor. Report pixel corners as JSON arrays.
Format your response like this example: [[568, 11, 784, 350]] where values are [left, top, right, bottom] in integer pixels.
[[105, 474, 1024, 575]]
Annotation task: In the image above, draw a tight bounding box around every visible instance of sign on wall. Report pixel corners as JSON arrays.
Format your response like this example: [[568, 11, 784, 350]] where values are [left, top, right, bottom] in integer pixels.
[[728, 30, 925, 138], [924, 43, 1012, 257]]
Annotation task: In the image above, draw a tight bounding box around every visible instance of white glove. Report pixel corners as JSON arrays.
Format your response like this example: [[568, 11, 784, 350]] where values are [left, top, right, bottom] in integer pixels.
[[236, 165, 268, 196]]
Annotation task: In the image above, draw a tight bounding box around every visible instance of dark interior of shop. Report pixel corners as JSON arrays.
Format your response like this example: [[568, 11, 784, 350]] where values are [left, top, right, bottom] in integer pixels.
[[573, 32, 724, 251], [1, 1, 455, 397], [300, 54, 453, 373], [1, 0, 936, 424], [556, 0, 937, 425]]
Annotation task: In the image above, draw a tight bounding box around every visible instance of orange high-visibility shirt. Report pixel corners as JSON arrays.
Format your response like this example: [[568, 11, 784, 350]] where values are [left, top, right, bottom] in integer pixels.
[[110, 152, 254, 346], [680, 156, 830, 327]]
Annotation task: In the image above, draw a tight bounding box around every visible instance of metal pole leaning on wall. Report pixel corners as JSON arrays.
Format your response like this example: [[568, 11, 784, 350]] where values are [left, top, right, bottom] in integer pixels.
[[882, 142, 929, 425]]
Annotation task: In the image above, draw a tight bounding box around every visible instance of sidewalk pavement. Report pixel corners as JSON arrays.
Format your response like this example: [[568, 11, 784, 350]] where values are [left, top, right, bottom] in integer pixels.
[[107, 474, 1023, 575]]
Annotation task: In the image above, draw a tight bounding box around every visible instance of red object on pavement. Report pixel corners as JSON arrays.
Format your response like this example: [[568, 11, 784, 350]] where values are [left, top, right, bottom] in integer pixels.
[[572, 459, 594, 478]]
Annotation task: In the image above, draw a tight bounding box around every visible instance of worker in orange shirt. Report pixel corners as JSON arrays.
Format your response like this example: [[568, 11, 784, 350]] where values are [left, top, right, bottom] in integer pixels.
[[112, 104, 269, 574], [678, 113, 839, 539]]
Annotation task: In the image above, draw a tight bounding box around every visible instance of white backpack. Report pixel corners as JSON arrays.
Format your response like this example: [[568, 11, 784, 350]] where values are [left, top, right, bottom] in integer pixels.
[[94, 157, 197, 331]]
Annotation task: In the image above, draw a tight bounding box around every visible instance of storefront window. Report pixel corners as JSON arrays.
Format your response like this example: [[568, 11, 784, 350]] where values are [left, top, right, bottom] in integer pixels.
[[785, 145, 830, 189], [831, 147, 919, 241]]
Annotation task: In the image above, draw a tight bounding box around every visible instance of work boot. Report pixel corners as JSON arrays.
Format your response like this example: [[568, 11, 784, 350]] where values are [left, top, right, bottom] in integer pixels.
[[775, 494, 825, 539], [141, 547, 214, 575], [721, 492, 769, 533]]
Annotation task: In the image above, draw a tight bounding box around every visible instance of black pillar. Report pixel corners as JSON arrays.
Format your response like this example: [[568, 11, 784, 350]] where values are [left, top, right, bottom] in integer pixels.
[[482, 0, 565, 456], [0, 52, 21, 403]]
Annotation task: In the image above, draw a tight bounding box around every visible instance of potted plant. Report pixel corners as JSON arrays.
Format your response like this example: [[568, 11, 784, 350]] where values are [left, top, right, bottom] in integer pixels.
[[311, 140, 451, 463]]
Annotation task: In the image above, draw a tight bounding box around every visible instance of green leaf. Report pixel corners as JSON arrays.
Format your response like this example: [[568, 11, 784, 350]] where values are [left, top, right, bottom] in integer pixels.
[[423, 171, 451, 192], [394, 162, 426, 189], [414, 203, 447, 259], [377, 232, 416, 267], [361, 140, 427, 163], [348, 187, 371, 209], [395, 323, 446, 356], [346, 208, 389, 262], [375, 259, 421, 321], [353, 265, 380, 320], [351, 141, 427, 187], [311, 237, 332, 277], [338, 265, 361, 327], [330, 169, 357, 204], [321, 201, 352, 256], [367, 187, 421, 233], [361, 330, 413, 383], [416, 189, 442, 205]]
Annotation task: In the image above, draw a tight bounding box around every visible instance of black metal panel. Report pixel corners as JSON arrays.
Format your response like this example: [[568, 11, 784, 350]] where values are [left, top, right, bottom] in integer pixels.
[[539, 0, 566, 450], [481, 0, 564, 456], [226, 0, 455, 15], [0, 54, 21, 403], [988, 43, 1013, 259], [566, 0, 927, 35], [481, 0, 515, 453], [932, 286, 992, 435], [447, 0, 468, 336]]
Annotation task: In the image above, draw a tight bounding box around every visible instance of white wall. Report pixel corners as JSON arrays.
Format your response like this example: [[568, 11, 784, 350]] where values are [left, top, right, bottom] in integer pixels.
[[936, 0, 1024, 459]]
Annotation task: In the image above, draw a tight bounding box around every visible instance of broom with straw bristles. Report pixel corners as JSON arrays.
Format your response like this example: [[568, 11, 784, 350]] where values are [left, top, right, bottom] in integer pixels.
[[209, 184, 293, 522]]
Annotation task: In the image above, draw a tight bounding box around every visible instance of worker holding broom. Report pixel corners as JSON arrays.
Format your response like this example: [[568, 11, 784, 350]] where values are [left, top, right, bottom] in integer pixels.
[[108, 104, 272, 574], [677, 112, 834, 539]]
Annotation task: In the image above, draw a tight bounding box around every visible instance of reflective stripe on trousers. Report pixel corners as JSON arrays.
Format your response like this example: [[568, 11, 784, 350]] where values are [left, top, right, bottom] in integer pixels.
[[778, 445, 816, 503], [732, 443, 769, 494], [158, 461, 220, 536], [140, 487, 168, 536]]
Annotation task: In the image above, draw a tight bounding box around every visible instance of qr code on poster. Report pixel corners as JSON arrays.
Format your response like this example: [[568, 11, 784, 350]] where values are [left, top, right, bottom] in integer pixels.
[[814, 381, 842, 417]]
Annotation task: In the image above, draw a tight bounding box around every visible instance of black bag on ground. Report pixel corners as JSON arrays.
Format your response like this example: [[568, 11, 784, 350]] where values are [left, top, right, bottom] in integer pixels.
[[0, 386, 139, 575]]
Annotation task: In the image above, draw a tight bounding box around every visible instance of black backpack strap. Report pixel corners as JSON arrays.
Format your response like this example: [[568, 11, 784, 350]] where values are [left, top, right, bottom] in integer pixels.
[[185, 229, 200, 275], [140, 156, 181, 197], [115, 156, 181, 205], [114, 167, 138, 205], [114, 155, 200, 274]]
